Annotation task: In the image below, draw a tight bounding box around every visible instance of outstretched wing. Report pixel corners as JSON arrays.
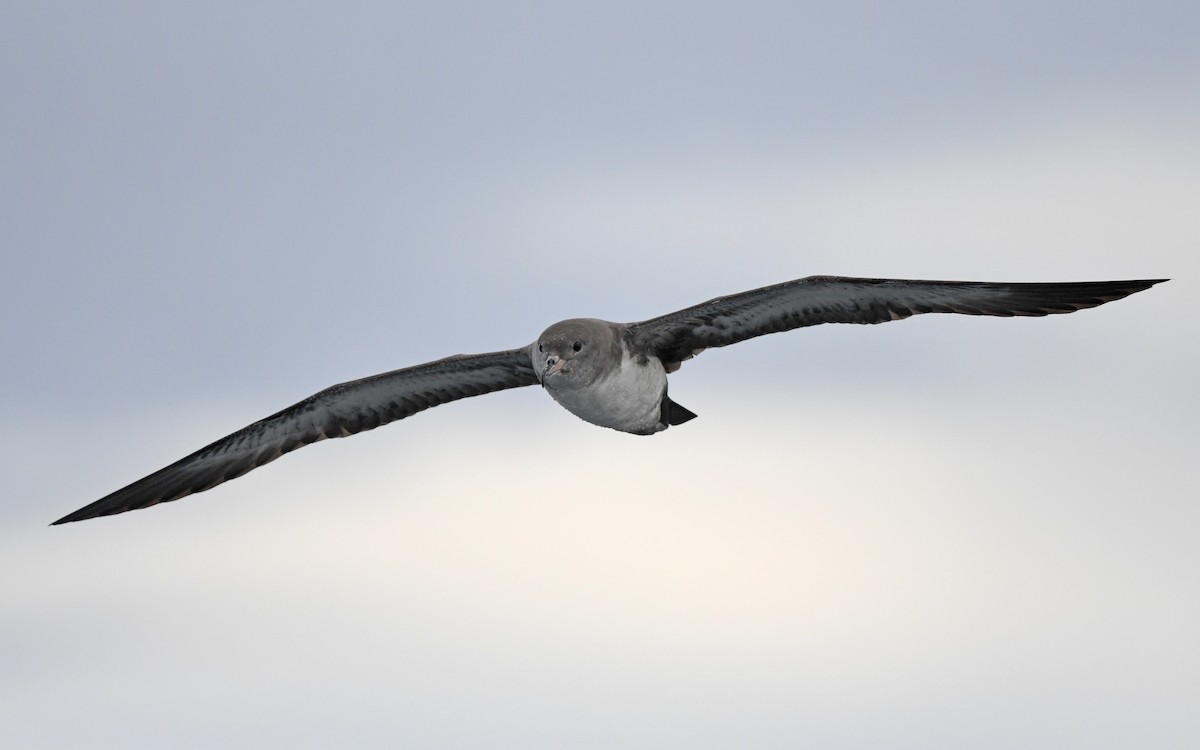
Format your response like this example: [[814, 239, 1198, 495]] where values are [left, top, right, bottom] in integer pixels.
[[53, 348, 538, 524], [629, 276, 1167, 371]]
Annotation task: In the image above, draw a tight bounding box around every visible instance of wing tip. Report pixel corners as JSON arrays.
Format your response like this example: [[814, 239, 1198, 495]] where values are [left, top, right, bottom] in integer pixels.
[[50, 509, 90, 526], [1101, 277, 1170, 301], [50, 502, 121, 526]]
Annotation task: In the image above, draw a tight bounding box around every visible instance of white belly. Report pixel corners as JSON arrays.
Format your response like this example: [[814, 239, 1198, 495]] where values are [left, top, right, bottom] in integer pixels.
[[549, 350, 667, 435]]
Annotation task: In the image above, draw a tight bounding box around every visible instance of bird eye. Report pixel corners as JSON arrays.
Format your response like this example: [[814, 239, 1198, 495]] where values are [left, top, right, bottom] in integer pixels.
[[572, 341, 583, 352]]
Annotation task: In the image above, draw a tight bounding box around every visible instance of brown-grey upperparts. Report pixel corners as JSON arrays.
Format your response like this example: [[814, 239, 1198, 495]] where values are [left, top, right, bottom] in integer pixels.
[[53, 275, 1167, 524]]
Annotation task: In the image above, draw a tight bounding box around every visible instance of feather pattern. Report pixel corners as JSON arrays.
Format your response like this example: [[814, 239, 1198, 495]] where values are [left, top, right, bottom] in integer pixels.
[[629, 276, 1167, 371], [52, 349, 537, 524]]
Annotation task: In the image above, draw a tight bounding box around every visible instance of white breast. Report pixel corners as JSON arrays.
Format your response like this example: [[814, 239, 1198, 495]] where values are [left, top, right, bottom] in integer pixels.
[[548, 345, 667, 435]]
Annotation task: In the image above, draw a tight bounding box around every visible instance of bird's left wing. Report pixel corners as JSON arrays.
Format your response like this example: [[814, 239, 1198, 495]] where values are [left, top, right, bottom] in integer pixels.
[[628, 276, 1166, 371], [53, 347, 538, 524]]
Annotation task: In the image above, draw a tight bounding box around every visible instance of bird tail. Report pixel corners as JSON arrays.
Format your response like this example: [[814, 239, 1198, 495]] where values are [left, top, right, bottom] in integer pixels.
[[661, 395, 698, 427]]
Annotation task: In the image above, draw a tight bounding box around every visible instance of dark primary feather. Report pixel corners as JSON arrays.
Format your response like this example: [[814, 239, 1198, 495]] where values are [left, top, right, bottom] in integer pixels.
[[629, 276, 1167, 371], [52, 348, 537, 524]]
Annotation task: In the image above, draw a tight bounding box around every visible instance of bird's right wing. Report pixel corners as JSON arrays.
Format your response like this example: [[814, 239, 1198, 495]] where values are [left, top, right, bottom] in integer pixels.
[[53, 347, 538, 524]]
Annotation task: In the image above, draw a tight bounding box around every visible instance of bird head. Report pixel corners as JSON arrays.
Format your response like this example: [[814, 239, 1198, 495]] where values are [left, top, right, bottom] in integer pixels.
[[531, 318, 622, 389]]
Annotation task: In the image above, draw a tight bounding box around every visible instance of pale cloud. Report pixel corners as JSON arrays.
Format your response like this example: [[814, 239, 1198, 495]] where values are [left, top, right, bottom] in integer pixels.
[[512, 109, 1195, 287], [9, 369, 1196, 747]]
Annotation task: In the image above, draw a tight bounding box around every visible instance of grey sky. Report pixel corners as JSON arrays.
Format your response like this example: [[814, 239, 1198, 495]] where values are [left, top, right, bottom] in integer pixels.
[[2, 3, 1197, 748]]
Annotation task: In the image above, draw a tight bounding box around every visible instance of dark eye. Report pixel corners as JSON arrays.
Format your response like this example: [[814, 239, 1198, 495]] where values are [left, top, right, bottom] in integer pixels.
[[538, 344, 543, 353], [572, 341, 583, 352]]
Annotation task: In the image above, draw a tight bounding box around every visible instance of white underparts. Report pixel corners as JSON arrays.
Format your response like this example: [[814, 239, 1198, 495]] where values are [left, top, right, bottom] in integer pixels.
[[545, 344, 668, 435]]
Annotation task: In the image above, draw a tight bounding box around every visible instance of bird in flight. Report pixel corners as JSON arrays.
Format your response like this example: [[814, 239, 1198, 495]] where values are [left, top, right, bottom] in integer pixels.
[[53, 275, 1166, 524]]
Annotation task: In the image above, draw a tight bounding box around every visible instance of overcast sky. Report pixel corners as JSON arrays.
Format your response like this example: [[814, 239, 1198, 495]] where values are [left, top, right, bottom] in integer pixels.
[[2, 3, 1197, 748]]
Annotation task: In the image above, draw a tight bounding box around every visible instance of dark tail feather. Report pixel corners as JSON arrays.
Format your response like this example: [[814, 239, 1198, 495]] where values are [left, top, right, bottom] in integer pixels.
[[661, 395, 698, 426]]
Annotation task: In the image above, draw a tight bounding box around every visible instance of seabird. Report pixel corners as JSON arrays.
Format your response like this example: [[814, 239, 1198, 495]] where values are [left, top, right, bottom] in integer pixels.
[[53, 275, 1166, 524]]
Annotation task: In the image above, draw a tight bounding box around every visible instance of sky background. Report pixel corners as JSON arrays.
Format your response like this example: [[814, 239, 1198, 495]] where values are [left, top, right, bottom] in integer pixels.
[[2, 2, 1197, 748]]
